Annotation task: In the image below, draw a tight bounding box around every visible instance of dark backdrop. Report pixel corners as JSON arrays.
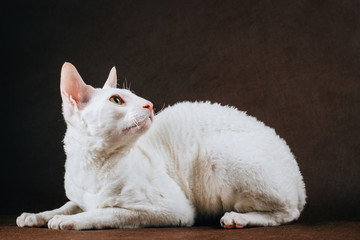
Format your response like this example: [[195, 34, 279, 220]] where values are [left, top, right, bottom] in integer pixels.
[[2, 0, 359, 222]]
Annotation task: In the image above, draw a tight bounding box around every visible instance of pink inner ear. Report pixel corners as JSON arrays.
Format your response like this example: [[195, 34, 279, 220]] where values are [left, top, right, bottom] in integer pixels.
[[60, 62, 93, 107]]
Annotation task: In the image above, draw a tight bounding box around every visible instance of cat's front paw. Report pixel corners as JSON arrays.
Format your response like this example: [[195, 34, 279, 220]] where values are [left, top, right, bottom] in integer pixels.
[[16, 213, 47, 227], [220, 211, 248, 229], [48, 215, 80, 230], [48, 215, 86, 230]]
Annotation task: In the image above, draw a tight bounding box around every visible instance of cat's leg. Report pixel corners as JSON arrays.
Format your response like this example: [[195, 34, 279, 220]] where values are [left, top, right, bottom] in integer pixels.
[[48, 207, 194, 230], [17, 201, 82, 228], [220, 208, 300, 229]]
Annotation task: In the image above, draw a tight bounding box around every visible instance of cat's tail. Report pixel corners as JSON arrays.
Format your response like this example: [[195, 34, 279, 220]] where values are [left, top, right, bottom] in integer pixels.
[[297, 180, 307, 214]]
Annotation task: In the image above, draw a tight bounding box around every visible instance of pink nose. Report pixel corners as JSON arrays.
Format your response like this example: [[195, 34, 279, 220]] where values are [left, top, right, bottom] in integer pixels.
[[142, 102, 153, 112]]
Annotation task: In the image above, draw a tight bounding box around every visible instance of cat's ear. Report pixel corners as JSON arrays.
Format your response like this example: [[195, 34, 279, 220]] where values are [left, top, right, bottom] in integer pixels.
[[60, 62, 94, 111], [103, 67, 117, 89]]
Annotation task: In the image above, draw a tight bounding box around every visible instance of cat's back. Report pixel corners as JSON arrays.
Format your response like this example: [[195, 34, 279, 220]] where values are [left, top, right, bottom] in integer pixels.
[[146, 101, 285, 173], [145, 101, 296, 175], [146, 101, 278, 158], [152, 101, 267, 135]]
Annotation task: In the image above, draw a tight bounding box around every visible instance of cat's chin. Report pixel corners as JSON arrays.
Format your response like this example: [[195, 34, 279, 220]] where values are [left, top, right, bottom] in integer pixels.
[[122, 117, 152, 133]]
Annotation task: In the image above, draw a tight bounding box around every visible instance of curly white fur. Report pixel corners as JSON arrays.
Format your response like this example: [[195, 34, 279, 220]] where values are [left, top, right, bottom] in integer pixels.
[[17, 63, 306, 230]]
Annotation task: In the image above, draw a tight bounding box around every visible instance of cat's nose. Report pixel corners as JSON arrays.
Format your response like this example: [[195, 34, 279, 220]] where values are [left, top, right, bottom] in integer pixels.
[[142, 102, 153, 112]]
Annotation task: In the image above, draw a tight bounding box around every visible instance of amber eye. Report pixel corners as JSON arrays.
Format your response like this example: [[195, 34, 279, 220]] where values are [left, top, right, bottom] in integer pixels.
[[109, 95, 124, 105]]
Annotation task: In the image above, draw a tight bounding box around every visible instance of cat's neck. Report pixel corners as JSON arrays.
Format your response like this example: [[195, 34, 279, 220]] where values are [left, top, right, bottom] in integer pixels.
[[63, 125, 134, 170]]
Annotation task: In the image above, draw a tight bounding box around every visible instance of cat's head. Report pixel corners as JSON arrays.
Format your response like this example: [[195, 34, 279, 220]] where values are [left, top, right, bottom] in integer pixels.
[[60, 62, 153, 147]]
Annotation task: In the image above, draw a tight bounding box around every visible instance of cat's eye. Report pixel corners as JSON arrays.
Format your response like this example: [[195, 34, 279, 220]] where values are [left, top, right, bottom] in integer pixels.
[[109, 95, 124, 105]]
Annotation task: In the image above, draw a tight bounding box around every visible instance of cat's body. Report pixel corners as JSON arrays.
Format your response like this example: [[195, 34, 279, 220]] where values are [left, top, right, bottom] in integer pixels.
[[17, 63, 306, 230]]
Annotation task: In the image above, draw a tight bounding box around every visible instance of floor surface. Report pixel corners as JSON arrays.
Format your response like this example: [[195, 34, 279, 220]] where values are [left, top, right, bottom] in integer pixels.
[[1, 216, 359, 240]]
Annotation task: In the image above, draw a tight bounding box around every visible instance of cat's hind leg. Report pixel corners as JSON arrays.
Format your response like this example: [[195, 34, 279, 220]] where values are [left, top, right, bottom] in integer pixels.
[[17, 201, 82, 228], [220, 208, 300, 229]]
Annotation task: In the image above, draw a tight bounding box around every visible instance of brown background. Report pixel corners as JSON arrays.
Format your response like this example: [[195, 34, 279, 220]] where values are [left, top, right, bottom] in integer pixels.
[[2, 0, 359, 222]]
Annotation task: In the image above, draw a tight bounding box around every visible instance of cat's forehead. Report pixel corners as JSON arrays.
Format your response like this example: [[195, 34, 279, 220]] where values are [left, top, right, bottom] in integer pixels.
[[94, 88, 133, 98]]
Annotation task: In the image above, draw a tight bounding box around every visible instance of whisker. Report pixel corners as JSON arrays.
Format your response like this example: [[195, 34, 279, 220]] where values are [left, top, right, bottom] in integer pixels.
[[156, 103, 166, 113], [122, 77, 132, 90], [134, 119, 139, 128], [123, 78, 127, 89]]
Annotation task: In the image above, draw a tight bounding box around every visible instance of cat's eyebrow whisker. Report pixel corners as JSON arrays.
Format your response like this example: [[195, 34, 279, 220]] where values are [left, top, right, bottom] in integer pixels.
[[122, 78, 132, 90]]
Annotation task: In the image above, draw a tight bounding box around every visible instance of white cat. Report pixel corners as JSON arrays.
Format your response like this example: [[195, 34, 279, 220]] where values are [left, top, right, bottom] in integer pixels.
[[17, 62, 306, 230]]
